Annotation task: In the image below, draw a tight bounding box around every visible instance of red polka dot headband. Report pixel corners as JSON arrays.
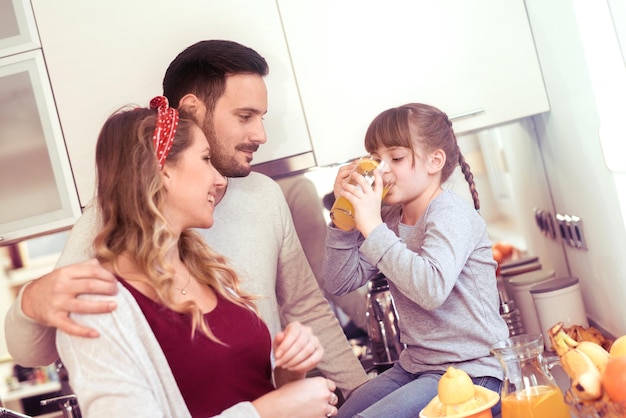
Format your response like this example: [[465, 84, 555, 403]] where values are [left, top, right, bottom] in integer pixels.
[[149, 96, 179, 169]]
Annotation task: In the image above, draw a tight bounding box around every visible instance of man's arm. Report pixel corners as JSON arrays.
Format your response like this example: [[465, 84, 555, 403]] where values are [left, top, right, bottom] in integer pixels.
[[273, 184, 369, 398], [4, 204, 117, 366], [277, 175, 368, 330], [5, 283, 57, 367]]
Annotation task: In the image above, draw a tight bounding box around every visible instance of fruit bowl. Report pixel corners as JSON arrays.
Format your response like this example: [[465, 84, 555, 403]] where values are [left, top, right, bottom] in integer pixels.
[[419, 385, 500, 418], [565, 388, 626, 418]]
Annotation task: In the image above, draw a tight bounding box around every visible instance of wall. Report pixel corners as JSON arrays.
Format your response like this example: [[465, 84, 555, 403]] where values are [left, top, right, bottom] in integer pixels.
[[525, 0, 626, 336]]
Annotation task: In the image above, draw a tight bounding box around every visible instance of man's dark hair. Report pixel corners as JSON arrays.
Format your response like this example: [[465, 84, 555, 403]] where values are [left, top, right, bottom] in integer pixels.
[[163, 40, 269, 112]]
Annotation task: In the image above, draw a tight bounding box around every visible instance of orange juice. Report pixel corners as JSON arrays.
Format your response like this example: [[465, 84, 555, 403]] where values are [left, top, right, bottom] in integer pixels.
[[501, 385, 569, 418], [330, 156, 391, 231]]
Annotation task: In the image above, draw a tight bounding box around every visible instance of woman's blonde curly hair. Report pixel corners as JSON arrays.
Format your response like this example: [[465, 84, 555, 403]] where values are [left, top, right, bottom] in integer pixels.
[[93, 106, 258, 343]]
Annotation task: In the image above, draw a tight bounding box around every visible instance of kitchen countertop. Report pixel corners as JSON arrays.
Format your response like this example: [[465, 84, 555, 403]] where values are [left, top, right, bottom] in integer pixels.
[[1, 381, 61, 403]]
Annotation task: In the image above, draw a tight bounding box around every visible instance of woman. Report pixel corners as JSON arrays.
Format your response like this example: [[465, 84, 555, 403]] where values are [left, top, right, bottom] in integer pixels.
[[56, 96, 339, 418]]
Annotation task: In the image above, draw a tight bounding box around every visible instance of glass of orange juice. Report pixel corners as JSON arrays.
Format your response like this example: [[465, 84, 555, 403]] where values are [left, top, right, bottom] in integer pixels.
[[330, 155, 393, 231]]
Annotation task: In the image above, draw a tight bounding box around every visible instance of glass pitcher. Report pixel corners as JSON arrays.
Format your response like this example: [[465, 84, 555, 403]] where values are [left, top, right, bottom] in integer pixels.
[[490, 334, 570, 418]]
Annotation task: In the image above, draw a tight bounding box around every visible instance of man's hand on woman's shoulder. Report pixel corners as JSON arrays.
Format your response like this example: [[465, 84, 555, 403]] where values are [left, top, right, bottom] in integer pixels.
[[22, 258, 118, 337]]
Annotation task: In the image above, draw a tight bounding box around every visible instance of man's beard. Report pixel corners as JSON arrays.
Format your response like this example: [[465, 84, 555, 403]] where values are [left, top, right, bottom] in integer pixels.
[[212, 145, 253, 178], [201, 119, 252, 178]]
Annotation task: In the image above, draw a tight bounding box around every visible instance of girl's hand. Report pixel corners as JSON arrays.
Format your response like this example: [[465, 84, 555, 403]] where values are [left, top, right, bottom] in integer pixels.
[[273, 322, 323, 375], [333, 160, 358, 201], [342, 169, 385, 236]]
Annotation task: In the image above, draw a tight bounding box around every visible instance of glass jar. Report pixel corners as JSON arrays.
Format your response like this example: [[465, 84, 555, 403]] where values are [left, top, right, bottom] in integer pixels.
[[491, 334, 570, 418]]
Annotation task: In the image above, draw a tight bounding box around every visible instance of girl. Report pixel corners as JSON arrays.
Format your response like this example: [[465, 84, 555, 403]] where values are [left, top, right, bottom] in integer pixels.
[[323, 103, 509, 418]]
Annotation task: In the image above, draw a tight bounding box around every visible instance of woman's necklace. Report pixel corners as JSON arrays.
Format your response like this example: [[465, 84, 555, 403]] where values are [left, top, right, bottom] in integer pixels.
[[176, 272, 192, 295]]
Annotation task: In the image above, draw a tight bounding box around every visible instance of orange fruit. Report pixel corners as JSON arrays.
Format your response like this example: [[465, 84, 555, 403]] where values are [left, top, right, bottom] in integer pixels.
[[492, 247, 503, 265], [601, 355, 626, 403], [610, 335, 626, 358], [438, 366, 475, 405], [494, 241, 514, 259]]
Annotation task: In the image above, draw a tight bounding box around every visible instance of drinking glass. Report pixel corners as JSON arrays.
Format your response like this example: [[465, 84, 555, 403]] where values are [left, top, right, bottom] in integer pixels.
[[330, 155, 393, 231]]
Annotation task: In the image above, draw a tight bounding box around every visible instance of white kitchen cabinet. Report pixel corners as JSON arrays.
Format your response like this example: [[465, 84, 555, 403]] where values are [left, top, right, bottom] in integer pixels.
[[30, 0, 549, 206], [0, 0, 40, 57], [0, 50, 81, 245], [0, 0, 79, 245], [30, 0, 312, 206], [277, 0, 550, 166]]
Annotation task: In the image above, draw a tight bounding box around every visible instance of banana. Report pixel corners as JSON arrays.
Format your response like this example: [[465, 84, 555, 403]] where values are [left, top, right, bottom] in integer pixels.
[[571, 370, 603, 401], [549, 321, 605, 401], [576, 340, 610, 375], [549, 322, 580, 356], [550, 322, 611, 375], [559, 344, 602, 382]]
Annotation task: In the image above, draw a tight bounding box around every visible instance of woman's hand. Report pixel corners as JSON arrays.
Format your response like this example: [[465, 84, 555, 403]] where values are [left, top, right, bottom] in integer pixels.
[[273, 322, 323, 379], [253, 377, 339, 418]]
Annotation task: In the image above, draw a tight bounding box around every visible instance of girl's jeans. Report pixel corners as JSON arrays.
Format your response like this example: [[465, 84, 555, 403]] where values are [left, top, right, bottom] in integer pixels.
[[337, 362, 502, 418]]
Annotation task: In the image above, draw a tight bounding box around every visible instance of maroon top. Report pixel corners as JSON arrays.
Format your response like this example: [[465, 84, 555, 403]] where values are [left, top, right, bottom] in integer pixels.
[[119, 278, 275, 417]]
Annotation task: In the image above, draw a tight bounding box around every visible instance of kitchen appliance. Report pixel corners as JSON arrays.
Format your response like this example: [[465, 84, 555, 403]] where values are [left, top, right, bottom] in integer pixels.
[[365, 273, 405, 367], [530, 276, 588, 351], [508, 269, 555, 337], [499, 255, 541, 301], [499, 292, 525, 337]]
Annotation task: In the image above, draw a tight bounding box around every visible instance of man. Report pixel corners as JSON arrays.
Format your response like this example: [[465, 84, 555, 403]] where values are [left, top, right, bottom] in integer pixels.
[[276, 174, 368, 338], [5, 40, 368, 399]]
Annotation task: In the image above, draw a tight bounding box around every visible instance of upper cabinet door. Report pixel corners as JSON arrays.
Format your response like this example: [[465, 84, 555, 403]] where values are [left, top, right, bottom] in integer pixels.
[[30, 0, 311, 206], [0, 0, 40, 57], [0, 51, 81, 244], [277, 0, 550, 166]]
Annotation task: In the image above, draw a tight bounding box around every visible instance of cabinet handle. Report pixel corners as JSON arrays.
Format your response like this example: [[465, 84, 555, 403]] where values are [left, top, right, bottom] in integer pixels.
[[449, 107, 485, 121]]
